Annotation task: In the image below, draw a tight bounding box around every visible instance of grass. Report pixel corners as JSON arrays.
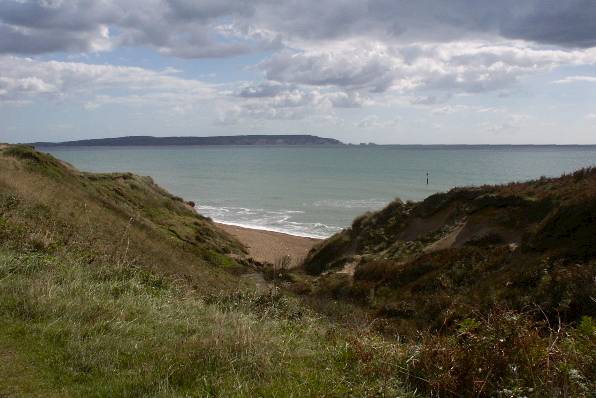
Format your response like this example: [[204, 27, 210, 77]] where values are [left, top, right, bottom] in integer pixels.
[[297, 166, 596, 395], [1, 145, 594, 397], [0, 250, 413, 397], [0, 145, 246, 290], [0, 146, 414, 396], [4, 248, 587, 397]]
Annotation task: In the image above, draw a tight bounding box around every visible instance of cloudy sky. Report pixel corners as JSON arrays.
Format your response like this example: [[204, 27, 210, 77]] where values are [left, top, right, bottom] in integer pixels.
[[1, 0, 596, 144]]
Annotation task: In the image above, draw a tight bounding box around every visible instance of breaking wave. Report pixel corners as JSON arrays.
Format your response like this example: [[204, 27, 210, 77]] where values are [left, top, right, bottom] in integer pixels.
[[196, 205, 341, 239]]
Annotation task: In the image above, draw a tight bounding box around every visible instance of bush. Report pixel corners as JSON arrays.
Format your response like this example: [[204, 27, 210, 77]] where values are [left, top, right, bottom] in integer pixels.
[[404, 309, 595, 397]]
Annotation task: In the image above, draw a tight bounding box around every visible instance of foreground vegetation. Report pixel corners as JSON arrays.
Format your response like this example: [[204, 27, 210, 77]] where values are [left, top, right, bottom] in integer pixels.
[[0, 250, 418, 396], [1, 145, 594, 397], [294, 168, 596, 395]]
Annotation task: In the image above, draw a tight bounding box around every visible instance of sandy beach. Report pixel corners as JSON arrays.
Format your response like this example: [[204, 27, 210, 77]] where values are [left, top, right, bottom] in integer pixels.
[[217, 223, 321, 266]]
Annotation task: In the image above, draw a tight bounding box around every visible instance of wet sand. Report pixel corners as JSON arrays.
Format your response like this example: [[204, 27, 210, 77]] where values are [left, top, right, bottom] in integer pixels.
[[217, 223, 321, 266]]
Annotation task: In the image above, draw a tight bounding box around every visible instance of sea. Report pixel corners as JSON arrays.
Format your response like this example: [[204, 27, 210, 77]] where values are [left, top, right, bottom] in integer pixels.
[[42, 145, 596, 238]]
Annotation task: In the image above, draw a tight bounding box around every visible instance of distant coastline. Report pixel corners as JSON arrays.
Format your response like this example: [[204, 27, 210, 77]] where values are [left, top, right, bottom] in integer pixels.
[[27, 135, 596, 148], [29, 134, 343, 147]]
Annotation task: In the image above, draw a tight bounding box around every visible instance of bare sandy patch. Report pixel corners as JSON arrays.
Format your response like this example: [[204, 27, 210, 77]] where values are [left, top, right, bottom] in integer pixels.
[[217, 223, 321, 266]]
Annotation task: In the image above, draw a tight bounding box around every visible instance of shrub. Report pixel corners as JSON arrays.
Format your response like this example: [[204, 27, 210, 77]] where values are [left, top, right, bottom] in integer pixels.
[[404, 309, 596, 397]]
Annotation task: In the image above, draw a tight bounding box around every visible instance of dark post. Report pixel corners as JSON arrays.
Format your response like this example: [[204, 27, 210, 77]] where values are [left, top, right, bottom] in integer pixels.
[[426, 172, 429, 185]]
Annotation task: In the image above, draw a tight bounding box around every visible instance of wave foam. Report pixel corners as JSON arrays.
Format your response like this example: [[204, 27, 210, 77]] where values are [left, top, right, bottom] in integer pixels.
[[196, 204, 339, 239]]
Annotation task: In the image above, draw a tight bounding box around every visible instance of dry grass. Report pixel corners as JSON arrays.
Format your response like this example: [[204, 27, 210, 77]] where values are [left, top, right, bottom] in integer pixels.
[[295, 164, 596, 395], [303, 165, 596, 328], [405, 309, 595, 397]]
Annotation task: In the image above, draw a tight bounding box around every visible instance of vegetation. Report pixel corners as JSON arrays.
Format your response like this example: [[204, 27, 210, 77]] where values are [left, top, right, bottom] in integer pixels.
[[1, 145, 593, 397], [404, 310, 594, 397], [303, 168, 596, 328], [299, 167, 596, 395], [0, 250, 419, 397], [0, 144, 246, 283]]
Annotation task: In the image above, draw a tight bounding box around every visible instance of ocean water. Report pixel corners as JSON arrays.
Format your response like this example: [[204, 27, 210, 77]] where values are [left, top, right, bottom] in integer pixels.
[[43, 145, 596, 238]]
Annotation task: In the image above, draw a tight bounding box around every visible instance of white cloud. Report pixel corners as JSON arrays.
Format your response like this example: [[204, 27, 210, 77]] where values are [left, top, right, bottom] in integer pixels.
[[0, 55, 216, 110], [480, 113, 531, 135], [2, 1, 596, 144], [0, 55, 371, 125], [553, 75, 596, 84], [259, 40, 596, 96], [430, 104, 500, 115], [216, 80, 371, 125]]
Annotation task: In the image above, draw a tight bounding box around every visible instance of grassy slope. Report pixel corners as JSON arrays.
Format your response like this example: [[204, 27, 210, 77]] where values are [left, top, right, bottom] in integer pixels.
[[297, 168, 596, 396], [0, 146, 412, 397], [0, 251, 415, 397], [0, 145, 247, 282], [303, 168, 596, 329]]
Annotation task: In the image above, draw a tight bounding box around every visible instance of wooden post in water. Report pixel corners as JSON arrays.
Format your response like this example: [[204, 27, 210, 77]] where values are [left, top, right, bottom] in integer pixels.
[[426, 172, 429, 185]]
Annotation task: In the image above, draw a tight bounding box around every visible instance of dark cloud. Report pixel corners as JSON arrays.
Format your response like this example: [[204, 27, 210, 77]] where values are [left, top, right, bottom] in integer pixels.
[[500, 1, 596, 48], [253, 0, 596, 48], [0, 0, 264, 56], [165, 0, 255, 21], [0, 0, 113, 30], [0, 0, 594, 58], [0, 22, 108, 53]]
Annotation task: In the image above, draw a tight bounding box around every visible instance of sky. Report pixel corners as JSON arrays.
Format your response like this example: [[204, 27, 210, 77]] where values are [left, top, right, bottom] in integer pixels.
[[1, 0, 596, 144]]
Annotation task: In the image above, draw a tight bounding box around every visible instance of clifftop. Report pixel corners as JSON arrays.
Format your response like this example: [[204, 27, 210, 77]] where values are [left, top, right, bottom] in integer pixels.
[[30, 134, 343, 147]]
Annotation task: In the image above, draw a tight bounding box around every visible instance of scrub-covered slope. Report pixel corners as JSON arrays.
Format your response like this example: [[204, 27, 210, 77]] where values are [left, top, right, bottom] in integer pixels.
[[0, 145, 415, 397], [304, 168, 596, 329]]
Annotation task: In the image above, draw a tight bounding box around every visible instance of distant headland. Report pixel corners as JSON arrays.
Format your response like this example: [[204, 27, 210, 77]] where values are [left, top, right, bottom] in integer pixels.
[[30, 134, 344, 147]]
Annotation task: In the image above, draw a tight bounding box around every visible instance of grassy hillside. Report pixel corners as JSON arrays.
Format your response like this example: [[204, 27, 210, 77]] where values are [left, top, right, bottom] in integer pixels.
[[0, 144, 248, 283], [303, 168, 596, 329], [0, 145, 414, 397], [1, 145, 593, 397]]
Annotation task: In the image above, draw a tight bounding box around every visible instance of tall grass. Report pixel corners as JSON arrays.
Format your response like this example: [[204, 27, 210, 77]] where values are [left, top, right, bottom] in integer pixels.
[[0, 250, 413, 397]]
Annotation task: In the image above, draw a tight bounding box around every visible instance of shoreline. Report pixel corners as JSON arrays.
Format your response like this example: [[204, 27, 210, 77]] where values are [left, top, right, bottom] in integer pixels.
[[208, 218, 333, 239], [217, 223, 322, 266]]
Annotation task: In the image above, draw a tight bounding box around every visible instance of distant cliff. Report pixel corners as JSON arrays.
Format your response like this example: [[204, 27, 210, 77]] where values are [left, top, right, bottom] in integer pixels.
[[31, 134, 343, 147]]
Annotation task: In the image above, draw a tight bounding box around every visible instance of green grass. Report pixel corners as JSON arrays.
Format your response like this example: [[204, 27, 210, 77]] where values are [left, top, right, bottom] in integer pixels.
[[0, 250, 413, 397]]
